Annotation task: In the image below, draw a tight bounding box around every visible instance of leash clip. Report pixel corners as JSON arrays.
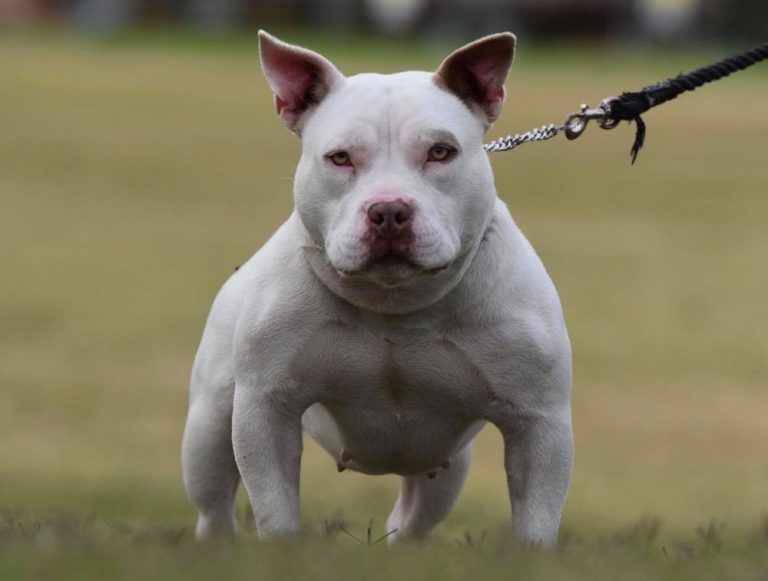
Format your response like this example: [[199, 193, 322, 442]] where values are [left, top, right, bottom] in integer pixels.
[[564, 102, 616, 140]]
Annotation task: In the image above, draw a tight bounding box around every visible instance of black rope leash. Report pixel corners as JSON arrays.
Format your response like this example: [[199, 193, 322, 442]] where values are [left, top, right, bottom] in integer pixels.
[[484, 42, 768, 163]]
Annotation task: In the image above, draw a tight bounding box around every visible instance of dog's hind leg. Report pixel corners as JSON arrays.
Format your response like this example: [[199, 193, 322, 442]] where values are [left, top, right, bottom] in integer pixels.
[[386, 442, 472, 542], [181, 373, 240, 540]]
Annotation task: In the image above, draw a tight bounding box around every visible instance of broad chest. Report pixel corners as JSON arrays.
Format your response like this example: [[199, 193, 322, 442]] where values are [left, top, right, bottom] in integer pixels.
[[287, 318, 498, 415]]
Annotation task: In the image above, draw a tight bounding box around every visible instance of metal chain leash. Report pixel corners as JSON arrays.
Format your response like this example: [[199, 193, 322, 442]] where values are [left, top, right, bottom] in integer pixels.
[[484, 42, 768, 163], [483, 123, 563, 153]]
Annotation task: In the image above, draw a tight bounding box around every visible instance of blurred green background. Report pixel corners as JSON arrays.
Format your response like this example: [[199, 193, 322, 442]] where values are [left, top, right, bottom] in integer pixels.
[[0, 4, 767, 573]]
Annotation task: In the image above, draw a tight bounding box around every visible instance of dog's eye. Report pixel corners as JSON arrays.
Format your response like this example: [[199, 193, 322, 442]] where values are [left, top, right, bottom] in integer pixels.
[[328, 151, 352, 167], [427, 144, 454, 162]]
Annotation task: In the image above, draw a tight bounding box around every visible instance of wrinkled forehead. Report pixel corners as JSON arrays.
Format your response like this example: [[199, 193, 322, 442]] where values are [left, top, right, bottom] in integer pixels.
[[301, 71, 484, 149]]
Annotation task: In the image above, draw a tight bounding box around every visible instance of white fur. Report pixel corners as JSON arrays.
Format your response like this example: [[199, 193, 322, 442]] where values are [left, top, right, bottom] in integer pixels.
[[182, 32, 573, 546]]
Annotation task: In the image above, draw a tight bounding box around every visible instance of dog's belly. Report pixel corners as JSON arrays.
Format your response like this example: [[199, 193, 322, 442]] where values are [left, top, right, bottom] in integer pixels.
[[304, 402, 484, 476]]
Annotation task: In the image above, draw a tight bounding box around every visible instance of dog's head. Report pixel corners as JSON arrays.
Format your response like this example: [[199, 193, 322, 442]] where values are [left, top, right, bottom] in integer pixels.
[[259, 31, 515, 312]]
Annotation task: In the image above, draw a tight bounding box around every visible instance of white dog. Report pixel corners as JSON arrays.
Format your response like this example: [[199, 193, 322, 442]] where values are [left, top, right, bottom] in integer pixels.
[[181, 31, 573, 546]]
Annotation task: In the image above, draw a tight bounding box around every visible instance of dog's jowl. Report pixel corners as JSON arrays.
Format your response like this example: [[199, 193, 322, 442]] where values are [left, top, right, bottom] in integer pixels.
[[181, 31, 573, 546]]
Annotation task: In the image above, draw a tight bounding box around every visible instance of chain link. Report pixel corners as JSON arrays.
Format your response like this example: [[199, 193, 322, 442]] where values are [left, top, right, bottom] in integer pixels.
[[483, 123, 563, 153]]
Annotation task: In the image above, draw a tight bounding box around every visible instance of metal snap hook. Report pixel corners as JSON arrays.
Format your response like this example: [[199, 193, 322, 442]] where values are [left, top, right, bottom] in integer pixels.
[[564, 104, 609, 140]]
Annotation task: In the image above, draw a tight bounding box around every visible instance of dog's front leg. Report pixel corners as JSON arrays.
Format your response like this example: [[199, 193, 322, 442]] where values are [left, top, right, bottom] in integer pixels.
[[497, 411, 574, 547], [232, 384, 305, 538]]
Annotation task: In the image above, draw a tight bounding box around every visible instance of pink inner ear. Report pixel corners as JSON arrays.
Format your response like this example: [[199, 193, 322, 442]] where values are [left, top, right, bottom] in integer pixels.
[[266, 52, 316, 111], [275, 95, 288, 116], [260, 32, 342, 131], [262, 40, 331, 122], [470, 54, 508, 102], [489, 86, 505, 104], [436, 34, 514, 123], [459, 57, 507, 119]]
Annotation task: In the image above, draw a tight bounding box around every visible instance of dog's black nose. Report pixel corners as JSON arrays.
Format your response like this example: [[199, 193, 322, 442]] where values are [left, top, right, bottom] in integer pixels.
[[366, 200, 413, 235]]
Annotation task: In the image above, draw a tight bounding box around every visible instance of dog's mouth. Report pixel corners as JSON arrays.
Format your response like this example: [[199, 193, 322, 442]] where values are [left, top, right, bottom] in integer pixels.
[[336, 253, 451, 286], [369, 253, 417, 271]]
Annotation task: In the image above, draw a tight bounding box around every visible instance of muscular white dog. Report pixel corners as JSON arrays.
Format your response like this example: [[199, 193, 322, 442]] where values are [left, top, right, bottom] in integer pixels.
[[181, 31, 573, 546]]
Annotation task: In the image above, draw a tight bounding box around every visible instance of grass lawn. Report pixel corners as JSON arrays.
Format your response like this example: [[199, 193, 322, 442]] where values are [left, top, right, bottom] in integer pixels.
[[1, 28, 767, 579]]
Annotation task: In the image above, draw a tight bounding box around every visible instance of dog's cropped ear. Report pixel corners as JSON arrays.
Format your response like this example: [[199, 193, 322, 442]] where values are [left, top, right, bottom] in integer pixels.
[[434, 33, 516, 127], [258, 31, 345, 133]]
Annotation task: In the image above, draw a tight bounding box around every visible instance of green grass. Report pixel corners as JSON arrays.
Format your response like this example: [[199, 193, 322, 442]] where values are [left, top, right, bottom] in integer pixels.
[[1, 28, 767, 578], [1, 512, 767, 581]]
